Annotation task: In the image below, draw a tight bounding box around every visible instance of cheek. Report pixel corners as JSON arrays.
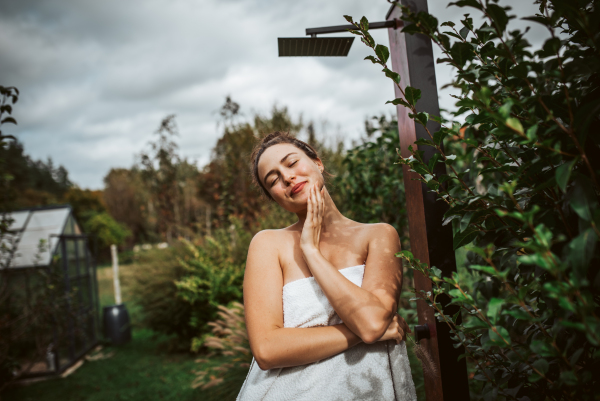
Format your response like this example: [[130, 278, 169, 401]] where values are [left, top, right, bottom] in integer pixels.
[[295, 160, 318, 177]]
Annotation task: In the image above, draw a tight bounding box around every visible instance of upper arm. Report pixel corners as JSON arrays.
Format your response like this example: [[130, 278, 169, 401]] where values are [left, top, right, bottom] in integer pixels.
[[361, 223, 403, 313], [243, 230, 284, 353]]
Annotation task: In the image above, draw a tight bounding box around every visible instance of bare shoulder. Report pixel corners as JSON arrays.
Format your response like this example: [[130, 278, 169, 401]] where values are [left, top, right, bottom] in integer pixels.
[[250, 227, 297, 248], [369, 222, 400, 240], [350, 221, 400, 244], [247, 228, 297, 264]]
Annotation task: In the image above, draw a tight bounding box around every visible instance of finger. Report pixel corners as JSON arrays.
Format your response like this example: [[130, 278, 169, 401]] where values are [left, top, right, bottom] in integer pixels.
[[312, 185, 319, 228], [306, 187, 313, 222], [317, 185, 323, 220]]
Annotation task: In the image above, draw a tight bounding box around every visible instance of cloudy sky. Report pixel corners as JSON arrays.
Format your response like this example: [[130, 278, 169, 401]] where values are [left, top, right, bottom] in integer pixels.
[[0, 0, 545, 189]]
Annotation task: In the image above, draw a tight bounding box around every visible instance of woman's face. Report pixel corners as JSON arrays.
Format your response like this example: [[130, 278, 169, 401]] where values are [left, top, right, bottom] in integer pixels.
[[257, 143, 324, 213]]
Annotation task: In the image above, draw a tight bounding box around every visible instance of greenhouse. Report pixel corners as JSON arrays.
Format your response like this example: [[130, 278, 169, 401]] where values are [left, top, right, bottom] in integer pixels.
[[1, 205, 99, 379]]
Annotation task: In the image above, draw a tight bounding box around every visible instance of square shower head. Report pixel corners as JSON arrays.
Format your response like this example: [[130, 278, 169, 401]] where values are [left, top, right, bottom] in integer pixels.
[[278, 37, 354, 57]]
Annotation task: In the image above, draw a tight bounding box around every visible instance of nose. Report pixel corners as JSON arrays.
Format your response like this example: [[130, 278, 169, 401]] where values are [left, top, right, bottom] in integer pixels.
[[282, 171, 295, 186]]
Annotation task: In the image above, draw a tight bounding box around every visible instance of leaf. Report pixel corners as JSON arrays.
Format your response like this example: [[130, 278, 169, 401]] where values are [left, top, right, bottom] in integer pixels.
[[569, 178, 599, 221], [486, 4, 509, 35], [559, 370, 578, 386], [555, 159, 577, 192], [460, 211, 474, 232], [568, 228, 598, 277], [488, 326, 511, 347], [382, 68, 401, 84], [415, 138, 435, 147], [530, 340, 556, 357], [487, 298, 504, 324], [448, 0, 483, 10], [469, 264, 496, 275], [532, 358, 549, 375], [427, 153, 442, 171], [386, 98, 410, 108], [444, 154, 457, 165], [343, 15, 354, 24], [1, 117, 17, 125], [375, 44, 390, 64], [505, 118, 523, 134], [522, 15, 550, 27], [411, 112, 429, 126], [526, 125, 538, 141], [360, 16, 369, 31], [404, 86, 421, 106], [449, 42, 474, 67], [503, 308, 530, 320], [431, 266, 442, 278], [459, 26, 470, 39], [433, 130, 448, 145], [364, 56, 379, 64], [453, 226, 479, 250]]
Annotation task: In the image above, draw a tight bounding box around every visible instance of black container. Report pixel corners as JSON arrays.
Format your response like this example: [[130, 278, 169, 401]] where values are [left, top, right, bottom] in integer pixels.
[[103, 304, 132, 345]]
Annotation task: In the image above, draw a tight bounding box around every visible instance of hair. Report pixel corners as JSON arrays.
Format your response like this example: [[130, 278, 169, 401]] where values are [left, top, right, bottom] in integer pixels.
[[250, 131, 322, 200]]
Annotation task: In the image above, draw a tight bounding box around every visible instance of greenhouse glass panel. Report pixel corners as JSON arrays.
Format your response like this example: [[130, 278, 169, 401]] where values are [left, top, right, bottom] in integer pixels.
[[1, 205, 99, 381]]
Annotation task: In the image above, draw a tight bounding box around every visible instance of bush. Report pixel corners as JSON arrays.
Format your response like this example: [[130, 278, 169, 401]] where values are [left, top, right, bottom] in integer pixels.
[[176, 217, 249, 347], [350, 0, 600, 399], [83, 211, 131, 251], [126, 242, 197, 350], [335, 116, 408, 244]]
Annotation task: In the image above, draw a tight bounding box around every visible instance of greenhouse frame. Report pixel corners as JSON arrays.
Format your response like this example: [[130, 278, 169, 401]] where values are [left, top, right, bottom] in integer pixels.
[[1, 205, 100, 379]]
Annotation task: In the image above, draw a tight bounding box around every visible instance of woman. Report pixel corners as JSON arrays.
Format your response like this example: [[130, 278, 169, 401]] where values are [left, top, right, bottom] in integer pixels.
[[237, 132, 416, 401]]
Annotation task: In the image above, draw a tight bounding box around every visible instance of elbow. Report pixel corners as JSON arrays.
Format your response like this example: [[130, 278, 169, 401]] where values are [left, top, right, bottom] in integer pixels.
[[253, 344, 276, 371], [357, 320, 388, 344]]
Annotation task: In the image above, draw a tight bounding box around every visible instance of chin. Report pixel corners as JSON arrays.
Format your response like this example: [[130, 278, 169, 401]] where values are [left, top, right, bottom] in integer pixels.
[[275, 195, 309, 214]]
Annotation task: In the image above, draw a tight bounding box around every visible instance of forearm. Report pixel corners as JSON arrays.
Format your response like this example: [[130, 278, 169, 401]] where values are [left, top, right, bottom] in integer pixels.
[[302, 249, 394, 342], [251, 323, 361, 370]]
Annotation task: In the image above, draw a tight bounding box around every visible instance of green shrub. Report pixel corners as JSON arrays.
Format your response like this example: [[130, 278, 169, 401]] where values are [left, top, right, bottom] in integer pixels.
[[176, 217, 249, 348], [126, 242, 197, 350], [349, 0, 600, 399], [83, 211, 131, 249], [335, 116, 408, 245]]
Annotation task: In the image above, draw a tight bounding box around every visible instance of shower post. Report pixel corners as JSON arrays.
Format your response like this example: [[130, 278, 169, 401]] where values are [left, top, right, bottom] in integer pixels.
[[386, 2, 470, 400]]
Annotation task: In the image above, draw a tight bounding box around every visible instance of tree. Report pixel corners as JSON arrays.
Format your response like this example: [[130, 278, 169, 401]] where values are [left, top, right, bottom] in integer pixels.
[[350, 0, 600, 399], [103, 168, 151, 244], [83, 212, 131, 251]]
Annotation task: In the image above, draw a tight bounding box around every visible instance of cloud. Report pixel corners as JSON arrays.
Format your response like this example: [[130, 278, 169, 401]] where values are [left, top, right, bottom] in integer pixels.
[[1, 0, 548, 188]]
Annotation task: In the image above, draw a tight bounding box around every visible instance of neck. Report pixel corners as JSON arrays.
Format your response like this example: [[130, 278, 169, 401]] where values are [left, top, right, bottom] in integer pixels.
[[296, 186, 346, 230]]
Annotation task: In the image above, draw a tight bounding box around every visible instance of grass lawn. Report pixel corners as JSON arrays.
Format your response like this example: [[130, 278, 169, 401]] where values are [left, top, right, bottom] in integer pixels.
[[3, 328, 209, 401]]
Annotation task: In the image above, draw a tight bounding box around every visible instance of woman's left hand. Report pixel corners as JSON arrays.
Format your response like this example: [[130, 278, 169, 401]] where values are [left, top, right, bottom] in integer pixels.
[[300, 183, 325, 255]]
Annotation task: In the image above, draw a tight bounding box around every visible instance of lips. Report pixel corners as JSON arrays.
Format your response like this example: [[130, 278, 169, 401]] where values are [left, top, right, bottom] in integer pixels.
[[291, 181, 307, 196]]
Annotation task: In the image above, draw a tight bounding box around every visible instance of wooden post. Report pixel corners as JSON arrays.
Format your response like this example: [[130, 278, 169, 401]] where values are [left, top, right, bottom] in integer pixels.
[[387, 1, 470, 400], [110, 244, 122, 305]]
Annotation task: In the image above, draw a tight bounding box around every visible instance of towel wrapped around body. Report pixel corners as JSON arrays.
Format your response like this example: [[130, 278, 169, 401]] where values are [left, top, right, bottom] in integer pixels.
[[237, 264, 417, 401]]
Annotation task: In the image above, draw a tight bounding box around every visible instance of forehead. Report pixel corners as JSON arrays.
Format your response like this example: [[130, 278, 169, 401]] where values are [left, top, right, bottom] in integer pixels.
[[257, 143, 301, 171]]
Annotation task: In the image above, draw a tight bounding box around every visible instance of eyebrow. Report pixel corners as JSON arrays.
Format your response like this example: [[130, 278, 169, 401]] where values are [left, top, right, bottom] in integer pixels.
[[263, 152, 297, 185]]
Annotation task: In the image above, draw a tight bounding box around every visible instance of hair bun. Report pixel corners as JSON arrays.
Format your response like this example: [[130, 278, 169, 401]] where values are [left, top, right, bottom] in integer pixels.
[[261, 131, 288, 144]]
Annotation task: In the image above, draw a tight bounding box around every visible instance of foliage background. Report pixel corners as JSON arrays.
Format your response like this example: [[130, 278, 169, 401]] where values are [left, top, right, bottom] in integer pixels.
[[347, 0, 600, 399]]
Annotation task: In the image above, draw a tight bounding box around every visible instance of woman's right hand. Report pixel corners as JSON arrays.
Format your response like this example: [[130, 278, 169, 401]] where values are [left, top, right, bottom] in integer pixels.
[[378, 314, 411, 344]]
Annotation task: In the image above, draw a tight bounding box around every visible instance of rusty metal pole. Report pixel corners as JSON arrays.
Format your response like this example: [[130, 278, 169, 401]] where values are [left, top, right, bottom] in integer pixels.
[[386, 1, 470, 400]]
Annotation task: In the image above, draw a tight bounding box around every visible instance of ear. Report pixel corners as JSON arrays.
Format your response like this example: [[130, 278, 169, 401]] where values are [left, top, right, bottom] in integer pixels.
[[314, 158, 324, 173]]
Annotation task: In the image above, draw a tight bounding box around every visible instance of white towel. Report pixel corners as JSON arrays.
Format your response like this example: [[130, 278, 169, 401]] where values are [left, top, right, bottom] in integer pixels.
[[237, 264, 417, 401]]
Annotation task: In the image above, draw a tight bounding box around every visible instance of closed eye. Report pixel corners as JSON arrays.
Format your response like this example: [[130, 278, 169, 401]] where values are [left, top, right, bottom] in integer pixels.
[[270, 160, 297, 187]]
